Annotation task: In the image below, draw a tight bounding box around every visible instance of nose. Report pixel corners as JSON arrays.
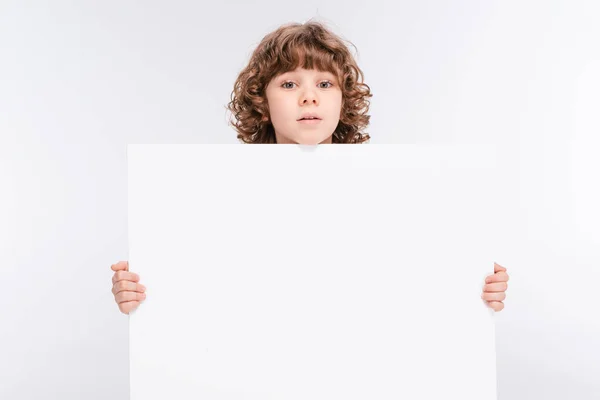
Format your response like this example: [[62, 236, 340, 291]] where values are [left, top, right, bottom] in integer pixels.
[[300, 88, 319, 106]]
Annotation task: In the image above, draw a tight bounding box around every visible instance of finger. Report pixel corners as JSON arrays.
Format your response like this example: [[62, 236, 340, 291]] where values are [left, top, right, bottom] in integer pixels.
[[112, 281, 146, 295], [486, 271, 509, 283], [482, 292, 506, 302], [118, 301, 140, 315], [115, 291, 146, 304], [111, 261, 129, 272], [112, 270, 140, 285], [488, 301, 504, 312], [494, 262, 506, 273], [484, 282, 508, 292]]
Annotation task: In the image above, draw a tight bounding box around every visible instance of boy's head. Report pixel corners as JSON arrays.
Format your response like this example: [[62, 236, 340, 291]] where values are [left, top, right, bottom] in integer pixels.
[[227, 20, 372, 144]]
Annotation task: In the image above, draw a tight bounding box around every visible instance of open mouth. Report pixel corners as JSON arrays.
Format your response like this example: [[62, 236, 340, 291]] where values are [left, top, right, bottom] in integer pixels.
[[297, 117, 322, 123]]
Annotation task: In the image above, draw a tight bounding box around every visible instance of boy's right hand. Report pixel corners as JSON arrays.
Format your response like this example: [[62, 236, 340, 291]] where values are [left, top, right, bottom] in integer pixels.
[[111, 261, 146, 314]]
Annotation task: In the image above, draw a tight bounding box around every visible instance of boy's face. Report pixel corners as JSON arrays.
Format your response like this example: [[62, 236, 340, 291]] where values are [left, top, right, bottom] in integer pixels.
[[265, 67, 342, 145]]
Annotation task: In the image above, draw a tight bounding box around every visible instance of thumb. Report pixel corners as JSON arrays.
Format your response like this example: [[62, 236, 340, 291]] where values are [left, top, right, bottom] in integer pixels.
[[111, 260, 129, 272], [494, 262, 506, 273]]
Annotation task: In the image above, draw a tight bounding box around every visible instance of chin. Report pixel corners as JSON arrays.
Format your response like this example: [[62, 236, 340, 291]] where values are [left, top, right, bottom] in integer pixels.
[[294, 133, 333, 145], [275, 127, 334, 145], [296, 139, 322, 145]]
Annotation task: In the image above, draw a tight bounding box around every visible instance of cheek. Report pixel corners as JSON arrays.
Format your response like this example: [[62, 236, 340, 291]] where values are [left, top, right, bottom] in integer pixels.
[[330, 93, 343, 118], [270, 97, 294, 123]]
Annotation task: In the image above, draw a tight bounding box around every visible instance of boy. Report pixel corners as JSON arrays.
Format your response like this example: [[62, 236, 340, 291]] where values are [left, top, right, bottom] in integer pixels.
[[111, 20, 509, 314]]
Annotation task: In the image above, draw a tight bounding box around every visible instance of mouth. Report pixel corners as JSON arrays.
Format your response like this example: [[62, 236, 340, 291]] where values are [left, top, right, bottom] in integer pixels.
[[297, 117, 322, 124], [297, 118, 322, 125], [297, 112, 322, 122]]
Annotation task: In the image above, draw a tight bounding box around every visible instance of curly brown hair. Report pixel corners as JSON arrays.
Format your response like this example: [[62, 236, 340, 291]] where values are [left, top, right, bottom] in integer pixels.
[[226, 20, 373, 144]]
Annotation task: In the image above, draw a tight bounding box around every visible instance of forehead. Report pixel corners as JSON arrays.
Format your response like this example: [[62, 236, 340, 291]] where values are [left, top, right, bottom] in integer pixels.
[[278, 67, 336, 77]]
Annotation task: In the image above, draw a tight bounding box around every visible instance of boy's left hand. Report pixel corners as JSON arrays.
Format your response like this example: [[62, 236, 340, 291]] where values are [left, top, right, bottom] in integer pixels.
[[482, 262, 509, 312]]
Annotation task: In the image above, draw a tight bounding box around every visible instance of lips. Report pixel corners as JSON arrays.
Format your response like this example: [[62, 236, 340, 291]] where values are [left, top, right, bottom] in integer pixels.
[[297, 118, 322, 125], [297, 113, 322, 121]]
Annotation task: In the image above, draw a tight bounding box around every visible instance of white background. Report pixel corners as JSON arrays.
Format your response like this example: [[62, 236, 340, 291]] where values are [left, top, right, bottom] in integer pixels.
[[1, 1, 599, 399]]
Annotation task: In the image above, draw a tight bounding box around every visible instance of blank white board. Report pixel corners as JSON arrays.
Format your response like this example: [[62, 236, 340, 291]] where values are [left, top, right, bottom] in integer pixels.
[[128, 144, 501, 400]]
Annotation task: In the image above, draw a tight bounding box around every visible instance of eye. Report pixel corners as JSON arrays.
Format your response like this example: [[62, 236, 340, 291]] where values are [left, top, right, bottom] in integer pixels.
[[281, 80, 334, 89]]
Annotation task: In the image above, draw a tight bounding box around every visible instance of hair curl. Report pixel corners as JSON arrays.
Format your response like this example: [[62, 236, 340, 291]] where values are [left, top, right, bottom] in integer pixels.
[[226, 20, 373, 144]]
